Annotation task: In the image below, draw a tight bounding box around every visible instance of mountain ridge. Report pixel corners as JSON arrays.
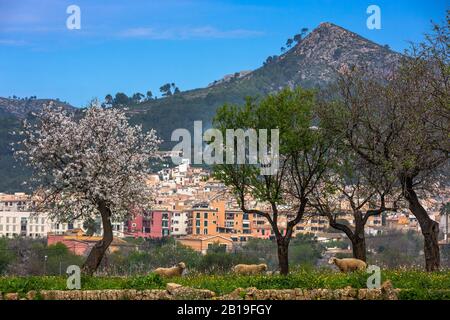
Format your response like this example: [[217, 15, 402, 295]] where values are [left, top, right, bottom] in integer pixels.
[[0, 22, 403, 192], [124, 22, 401, 147]]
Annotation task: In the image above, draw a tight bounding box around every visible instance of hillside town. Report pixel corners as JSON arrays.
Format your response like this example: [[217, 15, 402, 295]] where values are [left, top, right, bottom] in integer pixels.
[[1, 156, 449, 258]]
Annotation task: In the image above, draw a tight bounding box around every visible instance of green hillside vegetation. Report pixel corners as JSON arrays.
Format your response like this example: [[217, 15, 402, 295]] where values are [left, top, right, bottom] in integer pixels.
[[0, 22, 402, 192]]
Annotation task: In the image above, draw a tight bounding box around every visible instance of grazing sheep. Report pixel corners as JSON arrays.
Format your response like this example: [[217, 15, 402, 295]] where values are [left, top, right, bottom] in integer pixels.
[[232, 263, 267, 275], [328, 257, 367, 272], [154, 262, 186, 277]]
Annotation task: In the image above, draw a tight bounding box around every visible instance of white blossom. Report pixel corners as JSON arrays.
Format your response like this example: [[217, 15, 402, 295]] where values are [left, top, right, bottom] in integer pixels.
[[15, 100, 161, 222]]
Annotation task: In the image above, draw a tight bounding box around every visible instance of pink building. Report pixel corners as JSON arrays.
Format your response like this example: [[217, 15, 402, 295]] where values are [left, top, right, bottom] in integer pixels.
[[127, 210, 171, 239], [47, 233, 92, 255]]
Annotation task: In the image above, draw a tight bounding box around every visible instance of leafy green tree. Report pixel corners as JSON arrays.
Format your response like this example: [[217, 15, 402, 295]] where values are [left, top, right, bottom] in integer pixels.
[[366, 230, 423, 268], [213, 87, 333, 275], [44, 243, 84, 275], [197, 243, 258, 274], [113, 92, 129, 106], [104, 94, 113, 106], [289, 234, 325, 268], [0, 238, 14, 274], [286, 38, 293, 48], [160, 83, 172, 97], [131, 92, 144, 104]]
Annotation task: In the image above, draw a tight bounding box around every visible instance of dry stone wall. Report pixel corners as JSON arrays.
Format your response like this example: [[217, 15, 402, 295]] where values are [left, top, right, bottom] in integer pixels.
[[0, 281, 404, 300]]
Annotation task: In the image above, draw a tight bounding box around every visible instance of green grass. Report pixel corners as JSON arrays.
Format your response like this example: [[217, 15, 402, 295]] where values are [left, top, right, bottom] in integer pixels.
[[1, 269, 449, 299]]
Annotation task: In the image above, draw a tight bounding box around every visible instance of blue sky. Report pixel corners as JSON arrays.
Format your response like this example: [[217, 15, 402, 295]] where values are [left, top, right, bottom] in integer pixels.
[[0, 0, 447, 107]]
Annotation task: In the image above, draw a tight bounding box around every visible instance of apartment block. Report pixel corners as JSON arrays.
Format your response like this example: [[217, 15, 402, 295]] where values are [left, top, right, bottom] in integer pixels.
[[127, 209, 171, 238]]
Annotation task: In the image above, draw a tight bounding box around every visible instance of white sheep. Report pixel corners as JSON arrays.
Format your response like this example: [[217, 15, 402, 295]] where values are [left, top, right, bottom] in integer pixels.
[[328, 257, 367, 272], [154, 262, 186, 277], [232, 263, 268, 275]]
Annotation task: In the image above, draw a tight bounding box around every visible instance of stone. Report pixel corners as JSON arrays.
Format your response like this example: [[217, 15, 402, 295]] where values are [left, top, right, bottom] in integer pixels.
[[5, 293, 19, 300], [218, 288, 245, 300], [381, 280, 398, 300], [26, 291, 37, 300], [166, 283, 183, 294]]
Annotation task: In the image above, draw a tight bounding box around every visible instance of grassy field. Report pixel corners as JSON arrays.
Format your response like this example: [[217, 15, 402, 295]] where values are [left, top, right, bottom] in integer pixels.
[[1, 269, 450, 299]]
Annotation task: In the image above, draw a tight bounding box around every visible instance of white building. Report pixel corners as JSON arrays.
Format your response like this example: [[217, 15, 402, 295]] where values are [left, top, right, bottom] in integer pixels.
[[0, 193, 125, 239], [0, 193, 55, 238], [170, 211, 188, 236]]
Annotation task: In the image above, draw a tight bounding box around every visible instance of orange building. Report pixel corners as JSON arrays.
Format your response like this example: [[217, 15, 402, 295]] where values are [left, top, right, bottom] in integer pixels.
[[186, 203, 219, 236], [177, 234, 234, 254], [47, 229, 136, 256]]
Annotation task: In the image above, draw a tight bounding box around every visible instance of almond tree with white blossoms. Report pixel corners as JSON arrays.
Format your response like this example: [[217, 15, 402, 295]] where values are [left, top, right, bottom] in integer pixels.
[[15, 101, 160, 275]]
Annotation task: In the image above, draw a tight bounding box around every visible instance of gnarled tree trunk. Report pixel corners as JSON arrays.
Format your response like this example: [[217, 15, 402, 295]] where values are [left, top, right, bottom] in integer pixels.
[[276, 237, 290, 276], [352, 215, 367, 262], [327, 211, 368, 262], [351, 234, 367, 262], [82, 200, 114, 275], [403, 178, 440, 271]]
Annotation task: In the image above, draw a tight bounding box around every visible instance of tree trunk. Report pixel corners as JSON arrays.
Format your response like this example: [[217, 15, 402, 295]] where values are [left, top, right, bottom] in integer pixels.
[[351, 235, 366, 262], [404, 177, 440, 271], [277, 239, 289, 275], [421, 222, 440, 271], [82, 200, 114, 275], [352, 214, 367, 261]]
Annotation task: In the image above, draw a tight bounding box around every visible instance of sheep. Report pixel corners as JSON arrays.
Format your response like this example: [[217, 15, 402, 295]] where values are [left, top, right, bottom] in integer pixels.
[[153, 262, 186, 277], [232, 263, 268, 275], [328, 257, 367, 272]]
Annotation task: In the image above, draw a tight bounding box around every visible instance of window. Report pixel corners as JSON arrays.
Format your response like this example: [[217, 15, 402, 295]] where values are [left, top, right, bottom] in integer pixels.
[[203, 229, 208, 235], [204, 220, 208, 227], [196, 212, 200, 219], [204, 212, 208, 219], [196, 220, 200, 226], [196, 227, 200, 234]]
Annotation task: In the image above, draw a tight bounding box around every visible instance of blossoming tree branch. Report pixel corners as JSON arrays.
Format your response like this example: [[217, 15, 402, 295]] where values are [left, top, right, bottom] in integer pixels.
[[15, 101, 161, 274]]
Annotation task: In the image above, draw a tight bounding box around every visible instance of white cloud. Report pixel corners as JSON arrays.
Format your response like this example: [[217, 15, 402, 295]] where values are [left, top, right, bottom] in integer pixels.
[[0, 39, 28, 46], [118, 26, 264, 40]]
